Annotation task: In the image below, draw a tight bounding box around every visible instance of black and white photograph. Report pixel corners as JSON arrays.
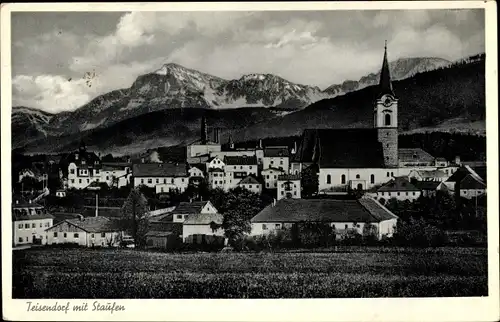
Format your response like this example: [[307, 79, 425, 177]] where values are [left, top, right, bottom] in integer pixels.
[[1, 1, 498, 320]]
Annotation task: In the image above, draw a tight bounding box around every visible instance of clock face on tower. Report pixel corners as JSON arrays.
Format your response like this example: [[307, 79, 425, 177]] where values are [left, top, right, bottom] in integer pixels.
[[381, 94, 394, 107]]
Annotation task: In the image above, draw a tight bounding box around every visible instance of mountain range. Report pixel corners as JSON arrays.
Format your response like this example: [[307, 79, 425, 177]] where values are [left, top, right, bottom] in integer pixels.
[[12, 54, 485, 155]]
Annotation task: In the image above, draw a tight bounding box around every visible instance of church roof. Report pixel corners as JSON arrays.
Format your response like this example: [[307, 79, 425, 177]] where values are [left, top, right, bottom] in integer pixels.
[[295, 129, 386, 168], [398, 148, 435, 163], [379, 41, 395, 97]]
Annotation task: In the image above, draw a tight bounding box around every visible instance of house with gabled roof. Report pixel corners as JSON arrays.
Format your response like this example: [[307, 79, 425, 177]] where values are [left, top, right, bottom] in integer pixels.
[[222, 155, 258, 190], [445, 165, 486, 196], [408, 169, 448, 182], [12, 195, 54, 246], [263, 146, 290, 172], [132, 162, 189, 193], [277, 174, 301, 200], [250, 197, 397, 240], [459, 174, 486, 199], [45, 216, 124, 247], [413, 180, 449, 197], [369, 176, 421, 201], [261, 167, 286, 190], [238, 175, 262, 194]]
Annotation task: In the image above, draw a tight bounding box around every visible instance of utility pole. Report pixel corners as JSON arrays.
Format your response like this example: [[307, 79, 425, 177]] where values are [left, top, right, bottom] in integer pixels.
[[95, 193, 99, 217]]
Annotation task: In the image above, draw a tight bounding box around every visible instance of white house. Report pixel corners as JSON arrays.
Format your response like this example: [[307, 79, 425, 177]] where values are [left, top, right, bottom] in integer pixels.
[[459, 174, 486, 199], [277, 174, 301, 200], [261, 168, 285, 189], [238, 175, 262, 194], [208, 168, 225, 190], [408, 169, 448, 182], [263, 146, 290, 173], [66, 149, 102, 189], [413, 181, 449, 197], [132, 163, 189, 193], [222, 156, 258, 190], [250, 197, 398, 240], [12, 196, 54, 246], [206, 156, 225, 171], [371, 177, 422, 202], [100, 162, 132, 188], [45, 216, 124, 247]]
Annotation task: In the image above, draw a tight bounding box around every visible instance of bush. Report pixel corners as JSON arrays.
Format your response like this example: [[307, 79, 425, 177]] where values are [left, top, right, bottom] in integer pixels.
[[394, 217, 448, 247]]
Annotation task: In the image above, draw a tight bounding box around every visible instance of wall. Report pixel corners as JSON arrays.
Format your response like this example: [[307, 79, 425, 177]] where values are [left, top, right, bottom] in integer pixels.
[[371, 190, 422, 202], [46, 222, 87, 246], [277, 180, 301, 200], [262, 169, 284, 189], [319, 168, 397, 191], [187, 144, 222, 159], [223, 165, 258, 190], [263, 157, 289, 173], [206, 158, 225, 170], [85, 231, 123, 247], [183, 225, 225, 241], [240, 183, 262, 195], [378, 219, 397, 238], [134, 176, 189, 190], [250, 221, 366, 236], [210, 150, 256, 160], [189, 167, 205, 178], [460, 189, 486, 199], [208, 171, 225, 190], [13, 218, 53, 246]]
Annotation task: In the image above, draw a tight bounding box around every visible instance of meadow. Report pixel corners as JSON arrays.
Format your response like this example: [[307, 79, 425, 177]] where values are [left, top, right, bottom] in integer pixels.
[[12, 247, 488, 298]]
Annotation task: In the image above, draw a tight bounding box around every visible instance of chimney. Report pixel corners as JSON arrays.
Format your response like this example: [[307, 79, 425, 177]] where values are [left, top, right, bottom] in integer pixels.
[[75, 153, 79, 160], [259, 139, 263, 149], [15, 200, 19, 204], [272, 198, 276, 207], [455, 156, 461, 165], [292, 141, 297, 154]]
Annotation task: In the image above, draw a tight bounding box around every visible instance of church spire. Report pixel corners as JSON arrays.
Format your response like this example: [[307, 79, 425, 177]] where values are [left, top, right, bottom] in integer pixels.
[[379, 40, 394, 97]]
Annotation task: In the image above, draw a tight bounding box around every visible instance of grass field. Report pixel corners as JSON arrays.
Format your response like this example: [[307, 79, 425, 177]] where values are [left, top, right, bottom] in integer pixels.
[[12, 247, 488, 298]]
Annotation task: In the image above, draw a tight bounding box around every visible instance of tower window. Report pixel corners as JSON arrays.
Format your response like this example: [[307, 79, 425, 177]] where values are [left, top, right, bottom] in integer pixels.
[[326, 174, 331, 184], [385, 114, 391, 126], [341, 174, 346, 184], [356, 174, 360, 179], [370, 174, 375, 184]]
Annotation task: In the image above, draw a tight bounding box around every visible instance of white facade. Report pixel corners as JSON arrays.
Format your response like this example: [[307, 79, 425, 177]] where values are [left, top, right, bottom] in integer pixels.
[[189, 167, 205, 178], [369, 190, 422, 202], [134, 176, 189, 190], [319, 168, 398, 192], [239, 182, 262, 194], [68, 163, 130, 189], [182, 225, 224, 241], [263, 156, 289, 173], [208, 170, 225, 190], [262, 168, 285, 189], [13, 218, 53, 246], [277, 179, 301, 200], [206, 157, 225, 170], [460, 188, 486, 199], [187, 144, 221, 159], [223, 164, 258, 190], [250, 219, 397, 240]]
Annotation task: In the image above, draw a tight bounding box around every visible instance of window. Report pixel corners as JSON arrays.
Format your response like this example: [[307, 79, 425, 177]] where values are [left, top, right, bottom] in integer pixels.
[[326, 174, 331, 184], [280, 160, 283, 165], [386, 144, 389, 147], [384, 114, 391, 126], [40, 223, 42, 228], [54, 232, 58, 237], [156, 179, 159, 184], [294, 191, 297, 196], [161, 187, 164, 193], [101, 233, 105, 237], [141, 179, 144, 184], [18, 237, 23, 243], [405, 192, 408, 196], [91, 234, 95, 238], [356, 174, 360, 179], [281, 191, 284, 195], [249, 185, 252, 188], [397, 192, 400, 196], [275, 224, 281, 229], [386, 172, 390, 177], [266, 183, 269, 187], [381, 192, 384, 196], [64, 233, 67, 238], [177, 215, 182, 220], [87, 179, 90, 183], [240, 166, 243, 170], [391, 172, 394, 176], [266, 175, 270, 179], [345, 224, 348, 229], [370, 174, 375, 184], [249, 166, 252, 169], [171, 179, 174, 184], [274, 175, 277, 179], [262, 224, 267, 230], [25, 224, 30, 229], [182, 178, 185, 182], [70, 169, 75, 174], [74, 233, 79, 238], [79, 179, 82, 184], [274, 182, 277, 187], [163, 179, 167, 184], [71, 179, 75, 183], [412, 192, 416, 196], [341, 175, 346, 184], [148, 179, 152, 184], [18, 224, 22, 229]]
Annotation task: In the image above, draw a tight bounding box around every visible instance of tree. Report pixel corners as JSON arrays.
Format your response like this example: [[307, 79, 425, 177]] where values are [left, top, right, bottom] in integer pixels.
[[120, 188, 149, 248], [301, 164, 319, 197]]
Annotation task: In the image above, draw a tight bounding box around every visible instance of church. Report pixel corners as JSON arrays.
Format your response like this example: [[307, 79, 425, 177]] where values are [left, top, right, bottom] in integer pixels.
[[291, 43, 447, 193]]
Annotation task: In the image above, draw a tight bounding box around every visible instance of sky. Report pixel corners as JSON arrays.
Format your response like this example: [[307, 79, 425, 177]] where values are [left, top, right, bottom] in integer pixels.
[[11, 9, 485, 113]]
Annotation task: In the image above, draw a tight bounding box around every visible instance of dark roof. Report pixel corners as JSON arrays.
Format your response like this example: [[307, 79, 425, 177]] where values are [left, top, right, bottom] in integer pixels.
[[251, 198, 396, 223], [208, 167, 224, 172], [12, 211, 55, 221], [446, 165, 484, 184], [262, 167, 285, 173], [410, 169, 447, 178], [435, 157, 447, 162], [378, 177, 420, 192], [189, 163, 207, 173], [101, 162, 131, 171], [295, 129, 386, 168], [132, 163, 188, 177], [82, 207, 122, 218], [278, 174, 301, 181], [413, 181, 443, 190], [358, 198, 398, 221], [63, 149, 100, 168], [239, 176, 260, 185], [173, 201, 211, 214], [48, 216, 121, 233], [183, 212, 223, 225], [12, 195, 43, 209], [378, 43, 395, 97], [264, 147, 290, 158], [51, 212, 83, 224], [398, 148, 435, 163], [145, 231, 174, 237], [223, 155, 257, 165], [150, 213, 174, 223], [471, 166, 487, 183], [459, 175, 486, 189]]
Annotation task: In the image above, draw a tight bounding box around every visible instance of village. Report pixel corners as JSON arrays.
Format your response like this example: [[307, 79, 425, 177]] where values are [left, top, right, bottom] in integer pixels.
[[11, 45, 487, 251]]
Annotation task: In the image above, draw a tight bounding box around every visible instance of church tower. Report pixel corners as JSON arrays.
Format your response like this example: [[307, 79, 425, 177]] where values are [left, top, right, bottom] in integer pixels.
[[200, 116, 208, 144], [374, 41, 399, 168]]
